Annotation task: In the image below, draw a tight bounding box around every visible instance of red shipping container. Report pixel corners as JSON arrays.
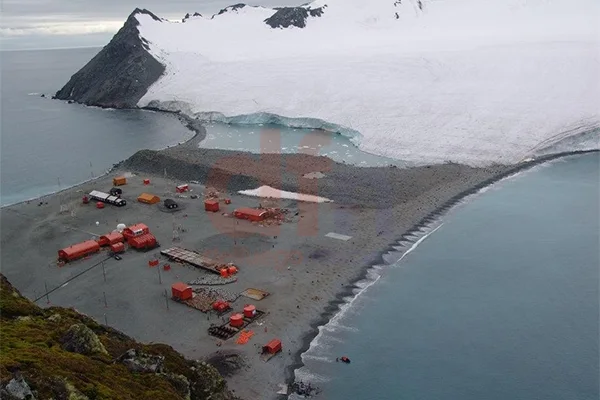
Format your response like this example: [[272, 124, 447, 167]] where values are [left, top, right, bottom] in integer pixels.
[[205, 200, 219, 212], [171, 282, 192, 301], [263, 339, 282, 354], [110, 242, 125, 253], [234, 208, 267, 222], [128, 233, 158, 250], [58, 240, 101, 262]]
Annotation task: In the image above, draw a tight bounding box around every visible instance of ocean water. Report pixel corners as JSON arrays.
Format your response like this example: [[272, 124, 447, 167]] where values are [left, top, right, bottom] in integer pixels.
[[296, 153, 599, 400], [0, 48, 195, 206], [201, 122, 406, 167]]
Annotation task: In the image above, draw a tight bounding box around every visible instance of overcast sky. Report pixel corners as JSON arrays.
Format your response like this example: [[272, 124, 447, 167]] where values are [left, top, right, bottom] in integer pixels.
[[0, 0, 302, 50]]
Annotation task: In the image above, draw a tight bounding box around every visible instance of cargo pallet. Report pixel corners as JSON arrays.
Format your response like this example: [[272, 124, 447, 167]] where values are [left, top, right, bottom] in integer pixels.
[[208, 310, 266, 340], [160, 247, 227, 275]]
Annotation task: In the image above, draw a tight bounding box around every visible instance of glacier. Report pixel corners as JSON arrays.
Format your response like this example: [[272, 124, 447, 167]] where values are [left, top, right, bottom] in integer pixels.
[[136, 0, 600, 166]]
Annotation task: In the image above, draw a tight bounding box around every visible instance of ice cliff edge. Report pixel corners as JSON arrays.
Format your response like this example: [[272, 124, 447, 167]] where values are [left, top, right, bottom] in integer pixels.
[[54, 8, 165, 108]]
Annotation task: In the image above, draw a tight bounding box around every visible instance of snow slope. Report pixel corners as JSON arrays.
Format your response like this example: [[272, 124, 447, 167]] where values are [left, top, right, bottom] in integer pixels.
[[136, 0, 600, 166], [239, 185, 333, 202]]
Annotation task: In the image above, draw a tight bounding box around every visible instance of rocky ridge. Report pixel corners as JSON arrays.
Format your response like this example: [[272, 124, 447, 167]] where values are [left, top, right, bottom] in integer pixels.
[[0, 274, 238, 400]]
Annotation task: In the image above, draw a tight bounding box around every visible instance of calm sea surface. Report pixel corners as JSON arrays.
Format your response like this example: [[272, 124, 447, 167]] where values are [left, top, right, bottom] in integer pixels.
[[296, 153, 599, 400], [0, 48, 194, 206]]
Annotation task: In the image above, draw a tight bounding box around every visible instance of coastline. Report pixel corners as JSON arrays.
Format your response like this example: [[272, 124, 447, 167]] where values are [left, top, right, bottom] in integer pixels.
[[1, 102, 597, 398], [0, 111, 205, 210], [284, 148, 600, 392]]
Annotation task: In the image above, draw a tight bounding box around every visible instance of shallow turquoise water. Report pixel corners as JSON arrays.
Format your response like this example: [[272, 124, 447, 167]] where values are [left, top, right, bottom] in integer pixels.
[[297, 153, 599, 400], [201, 122, 407, 167]]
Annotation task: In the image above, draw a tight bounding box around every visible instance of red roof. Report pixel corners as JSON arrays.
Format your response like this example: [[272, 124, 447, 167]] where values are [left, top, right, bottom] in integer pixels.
[[127, 223, 148, 232], [234, 208, 267, 217], [171, 282, 190, 292], [100, 232, 124, 243], [263, 339, 282, 354]]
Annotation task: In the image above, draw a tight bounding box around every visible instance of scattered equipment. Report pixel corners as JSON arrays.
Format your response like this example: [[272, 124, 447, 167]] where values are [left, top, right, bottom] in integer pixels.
[[164, 199, 178, 209], [96, 202, 105, 209], [339, 356, 351, 364], [208, 308, 266, 340], [137, 193, 160, 205], [204, 200, 219, 212], [109, 187, 122, 196], [113, 176, 127, 186], [143, 179, 150, 185], [89, 190, 127, 207], [82, 196, 89, 204]]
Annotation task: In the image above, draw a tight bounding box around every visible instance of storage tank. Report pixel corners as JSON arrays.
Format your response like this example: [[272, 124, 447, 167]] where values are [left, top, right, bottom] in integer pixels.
[[243, 305, 256, 318], [229, 313, 244, 328]]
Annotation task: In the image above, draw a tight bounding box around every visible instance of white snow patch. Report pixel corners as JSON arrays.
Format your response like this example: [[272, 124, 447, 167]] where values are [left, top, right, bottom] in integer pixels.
[[238, 185, 332, 203], [136, 0, 600, 166]]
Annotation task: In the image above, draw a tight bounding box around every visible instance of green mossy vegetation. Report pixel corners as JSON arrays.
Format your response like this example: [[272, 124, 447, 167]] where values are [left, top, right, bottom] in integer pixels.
[[0, 275, 235, 400]]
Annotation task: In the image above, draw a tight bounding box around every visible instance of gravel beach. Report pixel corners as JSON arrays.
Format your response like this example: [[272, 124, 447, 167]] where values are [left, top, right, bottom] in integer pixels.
[[3, 123, 588, 399]]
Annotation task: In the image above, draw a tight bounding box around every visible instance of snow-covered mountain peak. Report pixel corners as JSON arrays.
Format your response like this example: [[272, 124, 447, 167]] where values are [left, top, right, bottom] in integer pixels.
[[59, 1, 600, 166]]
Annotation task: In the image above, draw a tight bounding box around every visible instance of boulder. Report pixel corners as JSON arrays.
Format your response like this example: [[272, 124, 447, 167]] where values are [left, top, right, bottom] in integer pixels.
[[3, 372, 35, 400], [60, 324, 108, 356], [117, 349, 165, 373]]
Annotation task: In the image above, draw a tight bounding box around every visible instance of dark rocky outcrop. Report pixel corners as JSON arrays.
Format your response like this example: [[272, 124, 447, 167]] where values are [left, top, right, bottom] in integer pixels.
[[265, 5, 327, 29], [213, 3, 247, 18], [117, 349, 165, 373], [54, 8, 165, 108], [0, 274, 238, 400], [183, 12, 202, 22]]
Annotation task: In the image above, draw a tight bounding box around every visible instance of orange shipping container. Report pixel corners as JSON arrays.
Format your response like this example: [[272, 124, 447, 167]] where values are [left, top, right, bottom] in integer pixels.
[[137, 193, 160, 205], [58, 240, 100, 262], [97, 232, 124, 247], [171, 282, 192, 300], [113, 176, 127, 186]]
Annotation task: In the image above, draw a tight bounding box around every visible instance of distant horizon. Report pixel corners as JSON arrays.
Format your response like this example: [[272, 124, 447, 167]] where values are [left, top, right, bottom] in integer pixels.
[[0, 0, 302, 51]]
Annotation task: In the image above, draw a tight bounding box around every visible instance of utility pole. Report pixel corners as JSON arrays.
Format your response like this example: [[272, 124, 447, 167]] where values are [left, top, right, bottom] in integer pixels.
[[44, 281, 50, 304]]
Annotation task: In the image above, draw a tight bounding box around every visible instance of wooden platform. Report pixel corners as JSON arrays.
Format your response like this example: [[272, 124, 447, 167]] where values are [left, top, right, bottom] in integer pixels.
[[160, 246, 224, 274]]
